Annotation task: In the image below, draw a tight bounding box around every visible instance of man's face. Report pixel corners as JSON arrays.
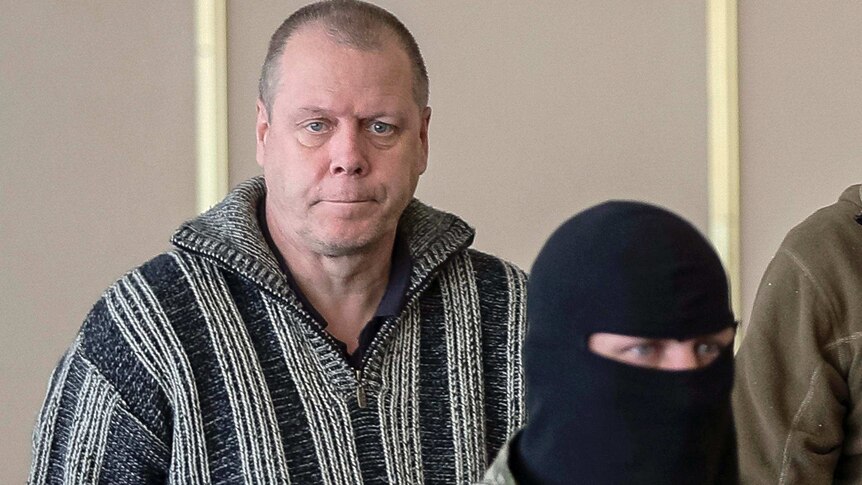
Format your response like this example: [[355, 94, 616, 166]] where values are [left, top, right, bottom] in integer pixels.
[[256, 25, 430, 257]]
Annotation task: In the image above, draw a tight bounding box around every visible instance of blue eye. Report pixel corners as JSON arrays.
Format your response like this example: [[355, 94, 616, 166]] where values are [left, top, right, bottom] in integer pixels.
[[631, 345, 654, 357], [306, 121, 326, 133], [625, 344, 658, 358], [369, 121, 394, 135], [696, 342, 722, 357]]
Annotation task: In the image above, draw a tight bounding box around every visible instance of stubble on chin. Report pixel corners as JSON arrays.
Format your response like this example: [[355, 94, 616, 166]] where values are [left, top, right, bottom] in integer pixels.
[[297, 222, 386, 258]]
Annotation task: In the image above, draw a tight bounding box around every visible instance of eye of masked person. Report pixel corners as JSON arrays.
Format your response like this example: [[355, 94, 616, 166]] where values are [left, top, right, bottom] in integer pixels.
[[587, 327, 735, 370]]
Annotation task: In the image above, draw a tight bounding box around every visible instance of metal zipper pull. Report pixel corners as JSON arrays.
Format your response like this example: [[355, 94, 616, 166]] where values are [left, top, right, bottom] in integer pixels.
[[355, 369, 367, 409]]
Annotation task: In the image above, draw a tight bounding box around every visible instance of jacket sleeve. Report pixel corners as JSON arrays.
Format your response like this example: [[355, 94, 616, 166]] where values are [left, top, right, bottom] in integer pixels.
[[734, 248, 848, 484], [29, 321, 170, 483]]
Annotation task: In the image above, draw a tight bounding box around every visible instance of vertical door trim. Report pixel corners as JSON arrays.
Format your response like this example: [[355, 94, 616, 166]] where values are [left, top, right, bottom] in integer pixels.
[[707, 0, 741, 319], [195, 0, 229, 213]]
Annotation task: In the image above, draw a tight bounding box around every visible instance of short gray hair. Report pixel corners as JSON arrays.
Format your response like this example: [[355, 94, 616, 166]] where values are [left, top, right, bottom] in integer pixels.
[[258, 0, 429, 119]]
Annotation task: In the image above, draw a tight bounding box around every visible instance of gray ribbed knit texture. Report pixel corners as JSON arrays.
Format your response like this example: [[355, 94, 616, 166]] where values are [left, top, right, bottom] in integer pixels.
[[29, 177, 527, 485]]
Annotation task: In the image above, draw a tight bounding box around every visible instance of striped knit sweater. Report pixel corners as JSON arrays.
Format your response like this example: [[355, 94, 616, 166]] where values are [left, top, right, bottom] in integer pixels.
[[30, 177, 527, 484]]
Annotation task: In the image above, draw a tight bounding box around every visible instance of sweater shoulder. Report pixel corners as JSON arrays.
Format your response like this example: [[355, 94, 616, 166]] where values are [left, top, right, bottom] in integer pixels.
[[129, 250, 201, 290], [81, 251, 185, 353], [461, 249, 528, 331], [72, 251, 192, 441], [464, 249, 528, 282], [777, 195, 862, 273], [762, 193, 862, 336]]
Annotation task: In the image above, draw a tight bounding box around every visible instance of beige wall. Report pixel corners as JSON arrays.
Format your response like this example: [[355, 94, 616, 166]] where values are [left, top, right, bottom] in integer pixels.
[[1, 2, 197, 482], [738, 2, 862, 326], [3, 1, 859, 483]]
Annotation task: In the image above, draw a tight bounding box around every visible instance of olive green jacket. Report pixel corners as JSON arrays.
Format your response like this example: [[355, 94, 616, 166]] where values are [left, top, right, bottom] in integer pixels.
[[734, 184, 862, 484]]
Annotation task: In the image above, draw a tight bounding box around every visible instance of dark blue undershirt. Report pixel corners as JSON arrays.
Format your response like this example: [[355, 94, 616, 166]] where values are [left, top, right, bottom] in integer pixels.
[[258, 201, 412, 369]]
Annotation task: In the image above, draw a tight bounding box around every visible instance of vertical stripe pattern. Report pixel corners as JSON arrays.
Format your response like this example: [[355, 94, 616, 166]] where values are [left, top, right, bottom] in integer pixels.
[[63, 366, 120, 485], [503, 263, 527, 433], [174, 253, 290, 485], [440, 252, 488, 483], [378, 302, 425, 484], [29, 178, 527, 484], [105, 270, 211, 484], [262, 295, 364, 485], [29, 338, 80, 485]]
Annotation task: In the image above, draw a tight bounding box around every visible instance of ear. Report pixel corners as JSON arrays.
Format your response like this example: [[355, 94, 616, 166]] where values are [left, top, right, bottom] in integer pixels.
[[417, 106, 431, 175], [255, 99, 270, 168]]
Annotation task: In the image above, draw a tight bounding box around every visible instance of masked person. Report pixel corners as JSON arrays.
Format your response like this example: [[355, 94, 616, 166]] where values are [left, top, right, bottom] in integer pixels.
[[482, 201, 738, 485]]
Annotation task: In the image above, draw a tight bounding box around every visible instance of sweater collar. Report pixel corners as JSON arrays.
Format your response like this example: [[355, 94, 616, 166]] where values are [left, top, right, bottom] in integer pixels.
[[170, 176, 476, 305]]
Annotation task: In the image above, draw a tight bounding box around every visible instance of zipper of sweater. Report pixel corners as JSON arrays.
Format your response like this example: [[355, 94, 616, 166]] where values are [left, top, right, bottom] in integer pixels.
[[355, 369, 367, 409]]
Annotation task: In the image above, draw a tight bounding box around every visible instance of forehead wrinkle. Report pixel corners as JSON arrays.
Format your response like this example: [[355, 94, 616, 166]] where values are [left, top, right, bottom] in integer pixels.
[[296, 107, 329, 115], [274, 38, 416, 122]]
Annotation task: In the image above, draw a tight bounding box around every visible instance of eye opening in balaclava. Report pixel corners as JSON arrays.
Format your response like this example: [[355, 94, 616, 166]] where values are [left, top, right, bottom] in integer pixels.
[[584, 322, 737, 372], [513, 201, 738, 485]]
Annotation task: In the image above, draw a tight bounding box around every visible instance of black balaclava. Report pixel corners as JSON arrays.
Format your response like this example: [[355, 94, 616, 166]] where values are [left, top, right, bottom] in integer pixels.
[[514, 201, 737, 485]]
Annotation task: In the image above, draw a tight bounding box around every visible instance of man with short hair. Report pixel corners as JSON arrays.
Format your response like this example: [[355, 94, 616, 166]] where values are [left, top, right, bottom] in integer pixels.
[[29, 2, 526, 483]]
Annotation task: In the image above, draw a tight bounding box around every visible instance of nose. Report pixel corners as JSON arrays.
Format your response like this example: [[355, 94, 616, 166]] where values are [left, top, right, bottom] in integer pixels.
[[329, 124, 368, 176], [659, 345, 701, 371]]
